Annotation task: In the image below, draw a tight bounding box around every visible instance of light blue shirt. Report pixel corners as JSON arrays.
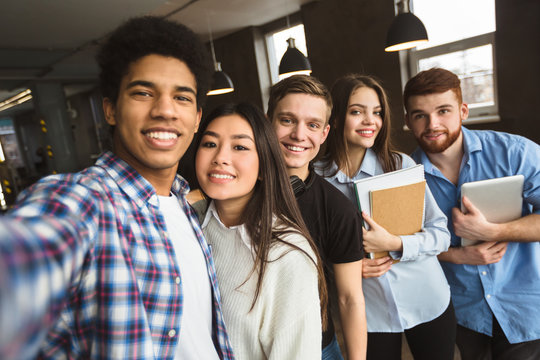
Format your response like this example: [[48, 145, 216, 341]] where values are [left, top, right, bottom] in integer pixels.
[[411, 126, 540, 343], [316, 149, 451, 332]]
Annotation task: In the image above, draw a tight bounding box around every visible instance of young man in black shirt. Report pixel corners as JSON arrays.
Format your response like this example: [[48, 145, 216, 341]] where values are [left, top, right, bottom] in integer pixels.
[[267, 75, 367, 360]]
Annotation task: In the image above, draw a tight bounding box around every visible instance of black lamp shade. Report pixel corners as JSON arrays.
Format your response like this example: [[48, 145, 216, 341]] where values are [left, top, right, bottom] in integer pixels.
[[278, 38, 312, 79], [385, 12, 428, 52], [208, 63, 234, 96]]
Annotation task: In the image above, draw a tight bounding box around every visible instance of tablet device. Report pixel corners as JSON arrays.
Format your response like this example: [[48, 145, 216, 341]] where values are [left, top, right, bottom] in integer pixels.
[[460, 175, 524, 246]]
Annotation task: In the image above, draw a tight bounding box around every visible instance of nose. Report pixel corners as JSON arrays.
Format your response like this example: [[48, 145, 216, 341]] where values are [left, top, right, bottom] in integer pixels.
[[212, 145, 230, 165], [150, 95, 176, 120], [363, 112, 376, 125], [426, 114, 439, 129], [290, 123, 306, 141]]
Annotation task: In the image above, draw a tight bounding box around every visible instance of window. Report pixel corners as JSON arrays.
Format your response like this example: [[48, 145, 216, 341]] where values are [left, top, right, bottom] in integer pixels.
[[405, 0, 497, 123], [265, 24, 309, 84]]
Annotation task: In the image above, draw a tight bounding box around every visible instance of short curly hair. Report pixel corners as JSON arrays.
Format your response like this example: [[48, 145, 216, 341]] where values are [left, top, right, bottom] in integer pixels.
[[96, 16, 212, 109]]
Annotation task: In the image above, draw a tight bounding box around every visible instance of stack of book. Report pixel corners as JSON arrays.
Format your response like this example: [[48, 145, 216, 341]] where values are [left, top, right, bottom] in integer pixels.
[[354, 164, 426, 260]]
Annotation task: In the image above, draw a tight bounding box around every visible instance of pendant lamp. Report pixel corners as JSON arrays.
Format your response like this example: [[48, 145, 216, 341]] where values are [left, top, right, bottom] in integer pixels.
[[278, 16, 312, 80], [208, 62, 234, 95], [278, 37, 312, 80], [206, 19, 234, 95], [385, 0, 428, 52]]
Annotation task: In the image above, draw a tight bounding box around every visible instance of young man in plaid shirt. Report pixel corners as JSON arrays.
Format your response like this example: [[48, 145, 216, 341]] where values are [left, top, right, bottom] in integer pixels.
[[0, 16, 234, 360]]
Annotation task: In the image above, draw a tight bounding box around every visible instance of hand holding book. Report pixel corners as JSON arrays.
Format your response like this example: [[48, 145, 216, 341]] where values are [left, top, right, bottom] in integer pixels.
[[361, 211, 403, 254], [353, 164, 426, 260]]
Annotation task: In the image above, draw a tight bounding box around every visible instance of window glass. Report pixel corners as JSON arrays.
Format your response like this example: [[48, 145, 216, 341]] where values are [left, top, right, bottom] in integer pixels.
[[418, 44, 494, 108], [266, 24, 309, 83], [271, 24, 308, 67], [413, 0, 495, 49], [406, 0, 497, 121]]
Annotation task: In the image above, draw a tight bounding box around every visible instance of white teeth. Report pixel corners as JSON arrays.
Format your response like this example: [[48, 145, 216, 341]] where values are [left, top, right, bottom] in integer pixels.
[[210, 174, 234, 179], [286, 145, 306, 152], [146, 131, 178, 140], [357, 130, 374, 134]]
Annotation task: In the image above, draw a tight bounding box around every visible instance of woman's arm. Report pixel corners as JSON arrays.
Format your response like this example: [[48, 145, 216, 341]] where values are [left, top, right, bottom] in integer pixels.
[[334, 260, 367, 360], [396, 185, 451, 261], [361, 187, 450, 262]]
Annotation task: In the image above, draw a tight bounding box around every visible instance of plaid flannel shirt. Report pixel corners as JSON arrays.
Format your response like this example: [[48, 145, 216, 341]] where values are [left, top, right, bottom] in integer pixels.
[[0, 151, 234, 360]]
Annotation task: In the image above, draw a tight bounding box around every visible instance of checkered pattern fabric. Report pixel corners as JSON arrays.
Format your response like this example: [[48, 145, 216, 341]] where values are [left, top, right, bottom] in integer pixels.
[[0, 151, 234, 360]]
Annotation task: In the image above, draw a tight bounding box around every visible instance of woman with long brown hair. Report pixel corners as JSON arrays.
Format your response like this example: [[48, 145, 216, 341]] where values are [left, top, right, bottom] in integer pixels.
[[318, 74, 455, 360], [193, 102, 327, 359]]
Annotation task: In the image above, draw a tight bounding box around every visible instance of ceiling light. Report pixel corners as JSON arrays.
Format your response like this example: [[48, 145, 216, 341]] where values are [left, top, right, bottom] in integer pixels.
[[206, 17, 234, 96], [0, 89, 33, 112], [278, 15, 312, 80], [385, 0, 428, 52], [208, 62, 234, 95], [278, 37, 312, 80]]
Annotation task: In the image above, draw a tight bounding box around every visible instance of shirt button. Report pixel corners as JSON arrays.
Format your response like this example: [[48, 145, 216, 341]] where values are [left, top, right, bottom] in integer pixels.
[[168, 329, 176, 338], [486, 294, 491, 299], [482, 271, 487, 275], [175, 276, 181, 284]]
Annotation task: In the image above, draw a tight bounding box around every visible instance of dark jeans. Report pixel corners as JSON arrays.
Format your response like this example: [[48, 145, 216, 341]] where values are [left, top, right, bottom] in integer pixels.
[[367, 301, 456, 360], [322, 335, 344, 360], [456, 316, 540, 360]]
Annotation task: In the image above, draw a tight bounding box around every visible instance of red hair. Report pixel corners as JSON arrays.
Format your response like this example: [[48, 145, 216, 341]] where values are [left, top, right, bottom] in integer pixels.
[[403, 68, 462, 111]]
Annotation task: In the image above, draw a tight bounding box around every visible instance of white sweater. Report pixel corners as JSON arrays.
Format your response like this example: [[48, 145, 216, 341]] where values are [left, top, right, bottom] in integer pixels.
[[197, 201, 322, 359]]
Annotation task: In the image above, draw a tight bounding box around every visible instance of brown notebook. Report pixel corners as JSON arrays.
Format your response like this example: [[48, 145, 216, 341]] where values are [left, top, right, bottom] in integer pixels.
[[368, 180, 426, 260]]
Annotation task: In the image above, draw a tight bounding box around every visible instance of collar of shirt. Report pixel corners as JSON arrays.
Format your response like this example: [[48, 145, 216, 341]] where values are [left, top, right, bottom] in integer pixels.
[[416, 127, 483, 180], [324, 148, 379, 184], [201, 201, 253, 250], [96, 151, 190, 208], [462, 126, 482, 154]]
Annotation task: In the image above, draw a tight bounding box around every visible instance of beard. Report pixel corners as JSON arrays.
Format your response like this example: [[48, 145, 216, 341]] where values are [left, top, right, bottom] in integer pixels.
[[417, 126, 461, 154]]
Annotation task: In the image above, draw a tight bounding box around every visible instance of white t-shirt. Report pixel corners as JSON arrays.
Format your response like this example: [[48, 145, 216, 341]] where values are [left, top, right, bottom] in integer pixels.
[[158, 194, 219, 360]]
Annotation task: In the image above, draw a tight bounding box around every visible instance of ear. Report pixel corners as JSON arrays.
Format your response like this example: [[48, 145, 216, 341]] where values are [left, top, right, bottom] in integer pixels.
[[103, 98, 116, 126], [194, 108, 202, 133], [404, 113, 411, 129], [460, 102, 469, 123], [320, 123, 331, 144]]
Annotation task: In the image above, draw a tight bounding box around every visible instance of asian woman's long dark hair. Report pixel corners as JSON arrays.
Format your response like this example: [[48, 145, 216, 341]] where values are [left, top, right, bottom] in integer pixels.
[[194, 102, 327, 328]]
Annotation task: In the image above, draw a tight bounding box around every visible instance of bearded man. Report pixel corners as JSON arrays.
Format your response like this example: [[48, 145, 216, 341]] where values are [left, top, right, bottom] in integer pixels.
[[405, 67, 540, 360]]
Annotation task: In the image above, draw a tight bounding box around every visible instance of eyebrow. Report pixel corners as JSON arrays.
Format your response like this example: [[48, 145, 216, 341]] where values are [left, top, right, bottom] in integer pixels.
[[202, 130, 255, 142], [277, 111, 325, 123], [126, 80, 197, 95], [409, 104, 453, 115], [348, 103, 382, 109]]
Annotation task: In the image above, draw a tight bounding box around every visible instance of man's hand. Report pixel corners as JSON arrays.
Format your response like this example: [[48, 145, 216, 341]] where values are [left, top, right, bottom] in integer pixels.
[[452, 195, 497, 241], [362, 257, 393, 278], [439, 241, 508, 265]]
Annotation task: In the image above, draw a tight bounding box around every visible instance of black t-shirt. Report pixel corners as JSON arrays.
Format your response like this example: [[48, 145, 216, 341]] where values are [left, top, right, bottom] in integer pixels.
[[295, 171, 364, 348]]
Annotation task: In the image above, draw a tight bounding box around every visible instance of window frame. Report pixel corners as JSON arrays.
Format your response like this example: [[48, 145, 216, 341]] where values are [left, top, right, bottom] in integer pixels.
[[406, 32, 499, 124], [262, 14, 307, 85]]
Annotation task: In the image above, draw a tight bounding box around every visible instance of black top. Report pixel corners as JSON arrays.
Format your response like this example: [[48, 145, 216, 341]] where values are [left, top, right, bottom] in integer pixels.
[[294, 171, 364, 348]]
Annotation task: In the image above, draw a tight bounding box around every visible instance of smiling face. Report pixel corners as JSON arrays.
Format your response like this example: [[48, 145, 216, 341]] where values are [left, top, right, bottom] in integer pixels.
[[195, 114, 260, 214], [343, 86, 383, 152], [103, 54, 201, 192], [405, 90, 468, 154], [271, 93, 330, 179]]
